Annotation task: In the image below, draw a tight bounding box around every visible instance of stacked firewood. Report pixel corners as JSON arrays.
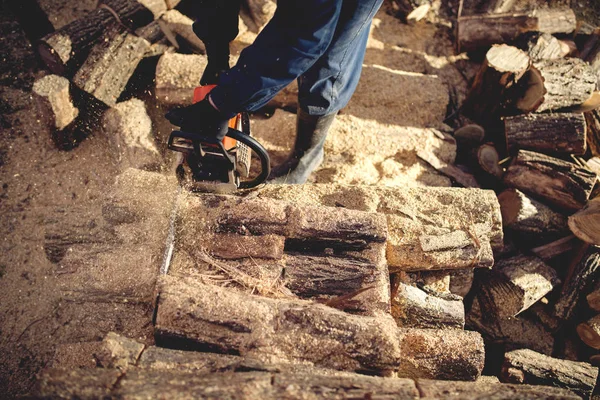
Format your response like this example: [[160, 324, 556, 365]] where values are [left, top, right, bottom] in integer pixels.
[[443, 2, 600, 397]]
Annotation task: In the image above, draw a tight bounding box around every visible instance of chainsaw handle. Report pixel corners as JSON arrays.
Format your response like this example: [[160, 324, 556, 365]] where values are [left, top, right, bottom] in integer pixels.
[[226, 127, 271, 189]]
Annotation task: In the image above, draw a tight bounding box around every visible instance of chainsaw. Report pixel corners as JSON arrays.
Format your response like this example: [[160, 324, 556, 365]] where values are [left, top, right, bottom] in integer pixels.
[[167, 86, 271, 193]]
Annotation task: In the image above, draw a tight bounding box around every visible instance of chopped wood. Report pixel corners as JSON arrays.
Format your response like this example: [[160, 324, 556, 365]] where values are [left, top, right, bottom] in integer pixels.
[[527, 58, 597, 113], [504, 113, 587, 156], [155, 53, 208, 105], [586, 110, 600, 157], [475, 143, 503, 179], [72, 26, 150, 107], [454, 124, 485, 148], [554, 245, 600, 322], [514, 66, 545, 113], [569, 198, 600, 246], [158, 10, 205, 53], [258, 184, 503, 272], [37, 0, 158, 75], [462, 44, 530, 123], [102, 98, 161, 171], [392, 282, 465, 329], [504, 150, 597, 212], [32, 74, 79, 131], [457, 8, 576, 53], [531, 234, 579, 261], [519, 32, 568, 62], [416, 378, 580, 399], [475, 255, 558, 318], [588, 287, 600, 312], [577, 315, 600, 350], [416, 150, 480, 188], [449, 268, 475, 297], [501, 348, 598, 399], [498, 188, 568, 243]]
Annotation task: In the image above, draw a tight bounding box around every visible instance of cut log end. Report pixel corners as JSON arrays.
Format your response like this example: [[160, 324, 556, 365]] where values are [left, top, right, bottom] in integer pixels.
[[577, 316, 600, 349], [487, 44, 530, 73]]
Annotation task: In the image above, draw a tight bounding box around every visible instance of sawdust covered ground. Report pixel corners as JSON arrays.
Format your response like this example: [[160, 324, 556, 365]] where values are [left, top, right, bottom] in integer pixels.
[[0, 4, 472, 398]]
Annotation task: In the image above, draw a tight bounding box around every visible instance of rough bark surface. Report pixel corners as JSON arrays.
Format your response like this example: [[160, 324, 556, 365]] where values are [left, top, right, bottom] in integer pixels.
[[504, 150, 597, 211], [586, 110, 600, 157], [504, 113, 587, 155], [501, 348, 598, 399]]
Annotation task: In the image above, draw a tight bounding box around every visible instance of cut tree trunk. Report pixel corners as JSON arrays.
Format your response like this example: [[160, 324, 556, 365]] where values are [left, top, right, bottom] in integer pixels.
[[518, 32, 569, 62], [504, 113, 587, 155], [473, 255, 558, 318], [474, 143, 503, 180], [577, 314, 600, 350], [501, 348, 598, 399], [72, 26, 150, 106], [392, 282, 465, 329], [569, 197, 600, 246], [462, 44, 530, 123], [37, 0, 159, 75], [32, 74, 79, 130], [155, 275, 485, 380], [504, 150, 597, 211], [457, 8, 577, 53], [554, 245, 600, 322], [518, 58, 597, 113], [498, 188, 568, 244], [586, 110, 600, 157]]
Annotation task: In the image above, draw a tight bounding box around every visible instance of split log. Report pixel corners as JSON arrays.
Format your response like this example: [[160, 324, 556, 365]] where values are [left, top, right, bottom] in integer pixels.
[[586, 111, 600, 157], [518, 58, 597, 113], [577, 315, 600, 350], [462, 45, 530, 123], [392, 282, 465, 329], [554, 245, 600, 322], [498, 188, 568, 244], [416, 150, 480, 188], [37, 0, 161, 75], [397, 328, 484, 381], [416, 379, 580, 399], [158, 10, 205, 53], [32, 74, 79, 130], [466, 299, 555, 355], [504, 150, 597, 211], [457, 8, 577, 53], [155, 276, 485, 379], [449, 268, 475, 297], [419, 270, 451, 294], [504, 113, 587, 156], [155, 53, 207, 105], [72, 26, 150, 106], [474, 143, 503, 180], [518, 32, 569, 62], [257, 184, 503, 272], [569, 198, 600, 246], [135, 20, 165, 44], [474, 255, 558, 318], [501, 348, 598, 399], [102, 98, 161, 171], [531, 235, 578, 261]]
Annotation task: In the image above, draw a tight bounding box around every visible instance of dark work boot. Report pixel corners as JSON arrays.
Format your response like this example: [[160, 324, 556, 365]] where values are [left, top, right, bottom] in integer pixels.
[[269, 108, 337, 184]]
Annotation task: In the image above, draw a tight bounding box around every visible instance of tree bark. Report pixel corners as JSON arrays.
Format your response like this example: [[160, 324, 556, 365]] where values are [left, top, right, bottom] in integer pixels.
[[501, 348, 598, 399], [462, 45, 530, 123], [504, 113, 587, 155], [457, 8, 576, 53], [498, 188, 568, 244], [554, 245, 600, 322], [504, 150, 597, 212], [37, 0, 159, 76], [586, 110, 600, 157], [518, 32, 569, 62], [392, 282, 465, 329], [72, 26, 150, 106]]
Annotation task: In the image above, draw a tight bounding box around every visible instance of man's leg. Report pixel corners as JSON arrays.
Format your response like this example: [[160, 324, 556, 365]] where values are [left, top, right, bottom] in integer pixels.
[[270, 0, 383, 183]]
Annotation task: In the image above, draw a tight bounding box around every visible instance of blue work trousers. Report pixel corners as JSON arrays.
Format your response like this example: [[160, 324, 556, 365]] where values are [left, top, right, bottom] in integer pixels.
[[208, 0, 384, 117]]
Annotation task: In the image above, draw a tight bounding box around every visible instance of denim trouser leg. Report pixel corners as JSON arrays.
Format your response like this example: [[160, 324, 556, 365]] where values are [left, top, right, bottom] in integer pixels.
[[299, 0, 384, 116]]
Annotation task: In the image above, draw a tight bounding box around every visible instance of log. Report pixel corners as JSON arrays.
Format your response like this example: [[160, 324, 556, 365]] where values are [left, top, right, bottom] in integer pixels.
[[37, 0, 160, 75], [569, 198, 600, 246], [102, 98, 161, 171], [416, 150, 480, 188], [155, 53, 208, 105], [454, 124, 485, 148], [72, 26, 150, 106], [32, 74, 79, 130], [504, 113, 587, 156], [466, 298, 555, 355], [504, 150, 597, 212], [475, 143, 503, 180], [518, 32, 569, 62], [155, 276, 485, 380], [530, 235, 579, 262], [257, 184, 504, 272], [457, 8, 577, 53], [473, 255, 558, 318], [585, 110, 600, 157], [158, 10, 205, 53], [498, 188, 568, 243], [449, 268, 475, 297], [416, 379, 580, 399], [501, 348, 598, 399], [588, 284, 600, 312], [554, 245, 600, 322], [459, 0, 518, 15], [392, 282, 465, 329], [522, 58, 597, 113], [577, 315, 600, 350], [461, 45, 530, 123]]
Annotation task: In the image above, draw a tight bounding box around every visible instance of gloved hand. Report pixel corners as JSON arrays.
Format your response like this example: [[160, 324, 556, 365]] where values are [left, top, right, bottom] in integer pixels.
[[165, 97, 230, 142]]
